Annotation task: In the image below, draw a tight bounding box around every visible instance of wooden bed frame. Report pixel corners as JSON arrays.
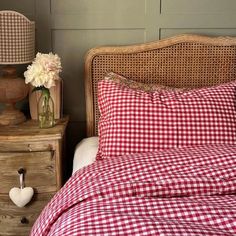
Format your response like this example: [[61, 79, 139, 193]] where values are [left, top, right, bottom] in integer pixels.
[[84, 34, 236, 137]]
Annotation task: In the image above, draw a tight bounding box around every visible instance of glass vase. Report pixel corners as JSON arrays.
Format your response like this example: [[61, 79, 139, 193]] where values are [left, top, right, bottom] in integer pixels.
[[38, 89, 55, 128]]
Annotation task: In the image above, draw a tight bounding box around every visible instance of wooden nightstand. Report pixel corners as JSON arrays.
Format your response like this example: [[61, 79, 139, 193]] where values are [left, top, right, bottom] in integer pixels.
[[0, 117, 68, 236]]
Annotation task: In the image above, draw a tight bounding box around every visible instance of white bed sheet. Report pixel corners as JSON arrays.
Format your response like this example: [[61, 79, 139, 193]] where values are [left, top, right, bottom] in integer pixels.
[[72, 136, 99, 174]]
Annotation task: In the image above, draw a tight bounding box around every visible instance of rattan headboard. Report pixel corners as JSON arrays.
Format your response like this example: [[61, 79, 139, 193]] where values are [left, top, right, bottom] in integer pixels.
[[84, 34, 236, 137]]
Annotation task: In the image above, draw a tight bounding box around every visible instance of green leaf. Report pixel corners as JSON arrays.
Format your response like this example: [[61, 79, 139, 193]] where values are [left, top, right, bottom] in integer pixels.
[[41, 87, 50, 98], [31, 86, 44, 93], [31, 86, 50, 99]]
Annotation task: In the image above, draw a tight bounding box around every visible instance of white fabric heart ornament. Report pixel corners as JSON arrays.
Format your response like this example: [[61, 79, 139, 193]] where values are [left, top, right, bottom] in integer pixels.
[[9, 172, 34, 208], [9, 187, 34, 208]]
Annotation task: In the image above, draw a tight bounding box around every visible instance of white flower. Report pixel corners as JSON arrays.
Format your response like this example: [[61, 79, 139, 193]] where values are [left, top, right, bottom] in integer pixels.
[[24, 52, 62, 89]]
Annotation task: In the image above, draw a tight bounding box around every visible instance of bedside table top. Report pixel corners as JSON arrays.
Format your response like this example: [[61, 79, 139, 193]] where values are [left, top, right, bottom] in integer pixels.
[[0, 116, 69, 142]]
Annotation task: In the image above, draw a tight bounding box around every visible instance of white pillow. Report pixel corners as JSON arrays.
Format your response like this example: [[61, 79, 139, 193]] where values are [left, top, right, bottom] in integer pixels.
[[72, 137, 99, 174]]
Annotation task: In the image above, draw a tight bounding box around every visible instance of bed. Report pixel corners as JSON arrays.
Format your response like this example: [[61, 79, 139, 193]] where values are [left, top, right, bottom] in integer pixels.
[[31, 34, 236, 235]]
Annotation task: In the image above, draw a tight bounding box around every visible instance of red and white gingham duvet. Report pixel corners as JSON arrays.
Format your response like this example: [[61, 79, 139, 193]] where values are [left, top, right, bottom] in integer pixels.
[[31, 144, 236, 235]]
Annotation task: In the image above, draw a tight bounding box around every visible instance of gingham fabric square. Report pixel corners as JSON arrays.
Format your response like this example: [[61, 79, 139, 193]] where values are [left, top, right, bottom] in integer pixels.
[[0, 11, 35, 64], [97, 73, 236, 159], [31, 144, 236, 235]]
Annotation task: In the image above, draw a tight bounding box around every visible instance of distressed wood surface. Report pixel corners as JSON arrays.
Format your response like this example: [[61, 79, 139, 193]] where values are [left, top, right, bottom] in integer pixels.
[[0, 193, 53, 236], [0, 117, 68, 235], [0, 151, 56, 194], [0, 140, 53, 152], [0, 116, 68, 142]]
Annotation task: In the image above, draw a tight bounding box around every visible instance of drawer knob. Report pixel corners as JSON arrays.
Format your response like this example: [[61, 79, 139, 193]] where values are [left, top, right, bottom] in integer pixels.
[[18, 168, 25, 175], [20, 217, 29, 224]]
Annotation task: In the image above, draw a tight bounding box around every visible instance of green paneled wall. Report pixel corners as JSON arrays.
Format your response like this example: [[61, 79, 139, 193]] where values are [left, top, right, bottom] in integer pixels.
[[1, 0, 236, 178], [162, 0, 236, 13]]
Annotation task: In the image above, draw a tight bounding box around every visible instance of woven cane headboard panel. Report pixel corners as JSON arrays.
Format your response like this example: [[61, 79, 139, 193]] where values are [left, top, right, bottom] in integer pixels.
[[84, 34, 236, 137]]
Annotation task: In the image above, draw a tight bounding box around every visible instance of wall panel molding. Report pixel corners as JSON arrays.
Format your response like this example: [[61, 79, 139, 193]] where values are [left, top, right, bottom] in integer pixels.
[[160, 28, 236, 39], [161, 0, 236, 14]]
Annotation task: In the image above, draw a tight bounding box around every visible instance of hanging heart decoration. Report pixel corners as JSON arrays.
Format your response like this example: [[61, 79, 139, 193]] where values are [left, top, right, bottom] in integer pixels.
[[9, 187, 34, 208], [9, 168, 34, 208]]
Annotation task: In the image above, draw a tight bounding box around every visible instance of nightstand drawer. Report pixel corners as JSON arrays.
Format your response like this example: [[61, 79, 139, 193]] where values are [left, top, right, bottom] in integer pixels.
[[0, 193, 53, 236], [0, 151, 56, 194], [0, 141, 53, 152]]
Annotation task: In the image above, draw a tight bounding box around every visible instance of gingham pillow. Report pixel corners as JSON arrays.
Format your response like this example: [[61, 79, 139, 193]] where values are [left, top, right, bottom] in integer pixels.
[[97, 72, 236, 159]]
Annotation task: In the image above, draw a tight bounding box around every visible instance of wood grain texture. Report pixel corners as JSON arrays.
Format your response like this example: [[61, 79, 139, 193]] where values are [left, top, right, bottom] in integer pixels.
[[0, 141, 52, 152], [0, 116, 69, 142], [84, 34, 236, 136], [0, 193, 53, 236], [0, 117, 68, 235], [0, 152, 56, 194]]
